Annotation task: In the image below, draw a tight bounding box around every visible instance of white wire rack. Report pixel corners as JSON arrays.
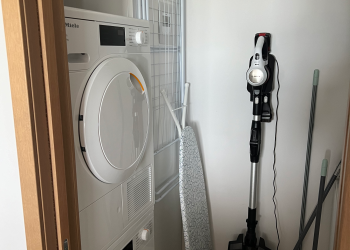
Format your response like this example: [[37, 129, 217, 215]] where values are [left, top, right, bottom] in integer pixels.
[[148, 0, 183, 153]]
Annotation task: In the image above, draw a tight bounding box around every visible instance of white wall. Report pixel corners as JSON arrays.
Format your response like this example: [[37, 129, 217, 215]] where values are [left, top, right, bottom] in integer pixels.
[[186, 0, 350, 249], [0, 1, 27, 249]]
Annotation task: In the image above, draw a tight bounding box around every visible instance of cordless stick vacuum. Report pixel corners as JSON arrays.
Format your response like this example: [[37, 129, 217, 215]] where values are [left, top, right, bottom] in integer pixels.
[[228, 33, 276, 250]]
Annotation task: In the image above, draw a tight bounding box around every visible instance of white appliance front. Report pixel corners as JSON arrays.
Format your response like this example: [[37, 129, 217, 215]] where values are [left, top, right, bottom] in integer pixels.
[[79, 57, 150, 183], [65, 7, 154, 250]]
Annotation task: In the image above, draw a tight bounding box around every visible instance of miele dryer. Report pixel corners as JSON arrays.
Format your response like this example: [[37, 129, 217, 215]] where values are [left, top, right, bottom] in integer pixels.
[[65, 7, 154, 250]]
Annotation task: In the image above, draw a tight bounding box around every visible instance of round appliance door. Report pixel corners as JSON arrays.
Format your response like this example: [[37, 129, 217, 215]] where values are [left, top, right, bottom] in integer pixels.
[[79, 57, 150, 183]]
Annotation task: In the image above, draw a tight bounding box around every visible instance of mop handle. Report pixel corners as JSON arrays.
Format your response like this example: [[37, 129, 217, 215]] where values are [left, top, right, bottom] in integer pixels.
[[298, 69, 319, 250], [312, 159, 328, 250], [293, 161, 341, 250]]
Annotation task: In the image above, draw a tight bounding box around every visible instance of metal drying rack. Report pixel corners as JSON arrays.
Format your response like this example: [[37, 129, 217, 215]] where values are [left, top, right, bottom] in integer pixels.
[[148, 0, 186, 203], [161, 82, 189, 135], [149, 0, 185, 155], [154, 82, 189, 203]]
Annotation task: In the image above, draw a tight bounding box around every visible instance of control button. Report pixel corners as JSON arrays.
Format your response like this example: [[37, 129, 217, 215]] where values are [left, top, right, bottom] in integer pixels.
[[139, 229, 150, 241], [255, 97, 259, 104], [264, 96, 268, 103], [255, 53, 260, 60], [135, 31, 146, 45]]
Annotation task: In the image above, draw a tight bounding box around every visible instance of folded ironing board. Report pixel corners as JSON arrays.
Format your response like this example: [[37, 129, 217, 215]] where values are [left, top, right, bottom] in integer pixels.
[[179, 126, 213, 250]]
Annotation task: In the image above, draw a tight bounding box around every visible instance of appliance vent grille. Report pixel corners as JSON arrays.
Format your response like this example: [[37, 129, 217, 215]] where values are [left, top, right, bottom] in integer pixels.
[[135, 235, 141, 250], [127, 167, 152, 221], [146, 219, 153, 235]]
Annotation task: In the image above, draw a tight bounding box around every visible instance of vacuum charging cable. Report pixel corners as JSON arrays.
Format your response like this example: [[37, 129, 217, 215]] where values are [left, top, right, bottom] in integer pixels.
[[272, 57, 281, 249]]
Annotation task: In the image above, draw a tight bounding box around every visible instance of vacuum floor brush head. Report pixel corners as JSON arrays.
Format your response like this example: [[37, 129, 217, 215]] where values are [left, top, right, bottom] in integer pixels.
[[228, 234, 271, 250]]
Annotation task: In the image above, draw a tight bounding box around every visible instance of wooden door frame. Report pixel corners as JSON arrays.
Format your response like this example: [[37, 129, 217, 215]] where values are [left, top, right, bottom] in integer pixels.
[[334, 87, 350, 249], [1, 0, 80, 249]]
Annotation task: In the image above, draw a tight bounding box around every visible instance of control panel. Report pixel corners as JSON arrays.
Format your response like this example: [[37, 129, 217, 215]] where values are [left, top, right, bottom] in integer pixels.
[[98, 24, 148, 47], [97, 23, 150, 57], [128, 27, 149, 46], [65, 13, 150, 71]]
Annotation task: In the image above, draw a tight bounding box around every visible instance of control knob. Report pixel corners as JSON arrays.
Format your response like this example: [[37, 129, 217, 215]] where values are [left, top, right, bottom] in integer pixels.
[[139, 229, 150, 241], [135, 31, 146, 45]]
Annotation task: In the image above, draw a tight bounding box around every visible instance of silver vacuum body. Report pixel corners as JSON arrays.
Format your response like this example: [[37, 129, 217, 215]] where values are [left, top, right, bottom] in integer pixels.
[[247, 36, 269, 87]]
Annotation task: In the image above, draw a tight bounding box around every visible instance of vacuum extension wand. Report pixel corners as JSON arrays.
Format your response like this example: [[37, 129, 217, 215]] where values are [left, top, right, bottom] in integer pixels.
[[228, 33, 276, 250]]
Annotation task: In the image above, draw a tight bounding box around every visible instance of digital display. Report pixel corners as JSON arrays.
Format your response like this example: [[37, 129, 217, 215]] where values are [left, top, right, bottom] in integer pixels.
[[122, 240, 133, 250], [99, 25, 125, 46]]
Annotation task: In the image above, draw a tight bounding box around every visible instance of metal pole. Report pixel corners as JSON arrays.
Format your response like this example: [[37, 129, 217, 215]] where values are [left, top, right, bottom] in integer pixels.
[[249, 163, 258, 209], [245, 96, 262, 248], [141, 0, 146, 19], [298, 69, 319, 249], [144, 0, 149, 20], [293, 161, 341, 250], [133, 0, 142, 19], [181, 82, 190, 129], [161, 90, 182, 136], [180, 0, 185, 103], [312, 159, 328, 250]]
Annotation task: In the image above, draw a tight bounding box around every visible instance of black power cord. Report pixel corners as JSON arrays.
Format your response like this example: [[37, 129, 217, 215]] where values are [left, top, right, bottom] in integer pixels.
[[272, 57, 281, 249]]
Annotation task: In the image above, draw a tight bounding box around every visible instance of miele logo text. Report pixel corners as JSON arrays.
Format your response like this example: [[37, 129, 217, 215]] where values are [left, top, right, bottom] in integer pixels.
[[65, 23, 79, 28]]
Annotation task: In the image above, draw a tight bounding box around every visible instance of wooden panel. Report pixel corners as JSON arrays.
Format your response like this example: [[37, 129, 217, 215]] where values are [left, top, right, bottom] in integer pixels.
[[51, 1, 82, 249], [334, 88, 350, 249], [36, 0, 72, 249], [2, 0, 81, 249], [1, 0, 58, 249]]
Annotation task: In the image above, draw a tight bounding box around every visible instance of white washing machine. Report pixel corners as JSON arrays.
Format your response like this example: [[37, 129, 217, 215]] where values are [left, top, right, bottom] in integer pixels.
[[65, 7, 154, 250]]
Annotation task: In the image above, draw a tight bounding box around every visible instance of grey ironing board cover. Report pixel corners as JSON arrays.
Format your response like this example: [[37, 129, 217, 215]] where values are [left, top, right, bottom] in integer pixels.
[[179, 126, 213, 250]]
